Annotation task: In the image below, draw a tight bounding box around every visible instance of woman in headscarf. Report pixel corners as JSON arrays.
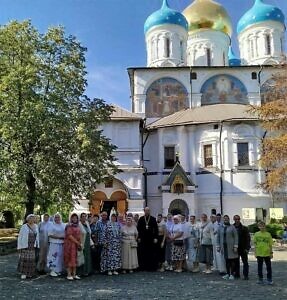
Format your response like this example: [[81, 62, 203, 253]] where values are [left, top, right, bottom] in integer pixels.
[[121, 216, 138, 273], [47, 213, 66, 277], [101, 213, 122, 275], [117, 214, 126, 229], [78, 212, 94, 276], [37, 213, 51, 274], [17, 214, 39, 279], [64, 213, 81, 280], [216, 215, 239, 280]]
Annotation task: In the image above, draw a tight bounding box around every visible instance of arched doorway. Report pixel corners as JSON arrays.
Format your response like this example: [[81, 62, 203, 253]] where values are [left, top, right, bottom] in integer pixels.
[[110, 190, 127, 215], [90, 179, 128, 216], [90, 191, 108, 216], [168, 199, 189, 216]]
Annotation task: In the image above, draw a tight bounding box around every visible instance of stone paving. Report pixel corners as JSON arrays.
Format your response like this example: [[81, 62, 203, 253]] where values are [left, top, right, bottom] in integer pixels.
[[0, 250, 286, 300]]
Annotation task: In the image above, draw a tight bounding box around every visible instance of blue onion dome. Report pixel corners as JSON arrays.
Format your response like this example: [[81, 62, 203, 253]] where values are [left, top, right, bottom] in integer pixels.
[[228, 46, 241, 66], [237, 0, 285, 34], [144, 0, 188, 34]]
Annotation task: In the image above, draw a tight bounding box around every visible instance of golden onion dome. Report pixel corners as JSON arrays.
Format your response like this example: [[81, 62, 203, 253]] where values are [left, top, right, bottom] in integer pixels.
[[183, 0, 232, 36]]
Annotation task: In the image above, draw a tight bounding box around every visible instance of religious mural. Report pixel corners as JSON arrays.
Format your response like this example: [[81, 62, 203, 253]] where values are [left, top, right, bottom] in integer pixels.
[[201, 74, 248, 105], [146, 77, 189, 118], [261, 78, 275, 104]]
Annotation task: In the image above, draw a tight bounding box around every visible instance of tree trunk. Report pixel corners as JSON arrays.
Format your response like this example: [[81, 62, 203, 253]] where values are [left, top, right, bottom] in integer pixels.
[[25, 170, 36, 218]]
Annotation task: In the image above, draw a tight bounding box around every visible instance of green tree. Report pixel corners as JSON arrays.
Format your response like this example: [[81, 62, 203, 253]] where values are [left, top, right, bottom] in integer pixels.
[[0, 21, 117, 218]]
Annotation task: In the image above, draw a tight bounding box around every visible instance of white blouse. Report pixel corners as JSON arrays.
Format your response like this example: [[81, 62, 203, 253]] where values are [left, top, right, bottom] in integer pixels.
[[171, 223, 184, 240], [17, 223, 39, 250]]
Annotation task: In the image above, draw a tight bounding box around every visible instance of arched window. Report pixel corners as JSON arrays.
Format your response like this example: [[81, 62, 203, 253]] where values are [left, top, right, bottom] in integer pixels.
[[164, 37, 170, 58], [206, 48, 211, 66], [250, 39, 255, 58], [180, 40, 184, 61], [265, 34, 271, 55], [146, 78, 188, 118], [151, 39, 155, 61]]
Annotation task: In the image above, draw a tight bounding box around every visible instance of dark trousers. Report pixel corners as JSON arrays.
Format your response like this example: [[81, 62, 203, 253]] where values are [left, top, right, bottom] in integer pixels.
[[235, 251, 249, 278], [226, 258, 237, 276], [92, 244, 102, 272], [257, 256, 272, 281]]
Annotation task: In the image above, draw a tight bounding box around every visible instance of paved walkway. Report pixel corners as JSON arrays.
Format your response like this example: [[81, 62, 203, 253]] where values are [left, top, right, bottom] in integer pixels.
[[0, 249, 286, 300]]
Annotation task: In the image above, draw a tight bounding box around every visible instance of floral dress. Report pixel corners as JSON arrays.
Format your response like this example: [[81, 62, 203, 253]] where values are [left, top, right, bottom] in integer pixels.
[[47, 222, 65, 273], [100, 221, 122, 272], [64, 224, 81, 268]]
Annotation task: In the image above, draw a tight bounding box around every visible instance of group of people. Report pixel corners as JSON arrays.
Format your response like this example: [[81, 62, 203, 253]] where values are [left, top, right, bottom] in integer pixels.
[[17, 207, 274, 285]]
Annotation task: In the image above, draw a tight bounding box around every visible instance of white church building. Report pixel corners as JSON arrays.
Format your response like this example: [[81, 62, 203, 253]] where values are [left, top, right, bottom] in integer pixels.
[[80, 0, 287, 222]]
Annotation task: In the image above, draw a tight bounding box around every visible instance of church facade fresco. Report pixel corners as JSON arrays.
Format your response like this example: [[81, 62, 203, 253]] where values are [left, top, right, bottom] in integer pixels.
[[201, 74, 248, 105], [261, 78, 275, 104], [146, 77, 189, 118]]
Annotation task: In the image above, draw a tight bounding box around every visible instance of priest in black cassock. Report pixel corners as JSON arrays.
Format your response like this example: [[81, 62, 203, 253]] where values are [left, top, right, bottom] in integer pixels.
[[137, 207, 159, 271]]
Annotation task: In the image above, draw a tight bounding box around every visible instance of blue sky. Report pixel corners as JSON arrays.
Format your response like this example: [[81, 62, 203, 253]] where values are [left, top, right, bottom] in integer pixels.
[[0, 0, 286, 109]]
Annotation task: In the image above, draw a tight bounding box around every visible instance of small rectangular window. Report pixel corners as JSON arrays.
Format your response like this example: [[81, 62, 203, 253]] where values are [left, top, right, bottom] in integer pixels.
[[105, 178, 113, 188], [191, 72, 197, 80], [251, 72, 257, 80], [164, 146, 175, 169], [204, 144, 213, 167], [237, 143, 249, 166]]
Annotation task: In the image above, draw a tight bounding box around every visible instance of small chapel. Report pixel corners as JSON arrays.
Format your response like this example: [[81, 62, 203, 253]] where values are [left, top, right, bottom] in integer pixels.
[[78, 0, 287, 223]]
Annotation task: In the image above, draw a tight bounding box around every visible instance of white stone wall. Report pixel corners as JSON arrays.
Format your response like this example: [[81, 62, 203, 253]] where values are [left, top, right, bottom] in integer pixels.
[[101, 120, 144, 212], [144, 121, 274, 217], [186, 30, 230, 66], [130, 65, 287, 217], [238, 21, 286, 65], [132, 67, 277, 115]]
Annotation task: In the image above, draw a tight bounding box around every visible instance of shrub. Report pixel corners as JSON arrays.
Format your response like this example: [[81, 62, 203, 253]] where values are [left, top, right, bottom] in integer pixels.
[[248, 222, 284, 239], [266, 223, 284, 239]]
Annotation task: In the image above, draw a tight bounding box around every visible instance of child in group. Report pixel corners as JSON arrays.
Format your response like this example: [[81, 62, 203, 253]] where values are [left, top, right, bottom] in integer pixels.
[[253, 221, 273, 285]]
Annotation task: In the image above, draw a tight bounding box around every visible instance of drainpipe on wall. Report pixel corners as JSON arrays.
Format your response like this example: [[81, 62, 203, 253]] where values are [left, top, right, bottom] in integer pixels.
[[219, 121, 224, 214], [258, 65, 263, 102], [140, 118, 149, 207]]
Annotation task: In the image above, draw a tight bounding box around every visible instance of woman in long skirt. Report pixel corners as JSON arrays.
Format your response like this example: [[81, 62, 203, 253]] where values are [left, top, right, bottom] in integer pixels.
[[121, 217, 138, 273], [37, 213, 51, 274], [17, 214, 39, 279], [186, 215, 200, 272], [64, 213, 81, 280], [47, 213, 66, 277], [79, 213, 94, 276], [101, 214, 122, 275]]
